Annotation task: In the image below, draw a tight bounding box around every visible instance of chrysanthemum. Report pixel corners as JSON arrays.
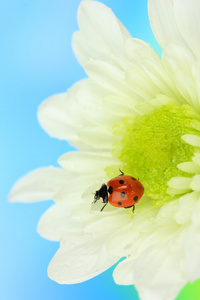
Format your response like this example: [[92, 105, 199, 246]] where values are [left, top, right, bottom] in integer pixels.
[[9, 1, 200, 299]]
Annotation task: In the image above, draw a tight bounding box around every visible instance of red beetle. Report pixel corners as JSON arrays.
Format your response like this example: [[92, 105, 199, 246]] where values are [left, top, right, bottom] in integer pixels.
[[93, 170, 144, 212]]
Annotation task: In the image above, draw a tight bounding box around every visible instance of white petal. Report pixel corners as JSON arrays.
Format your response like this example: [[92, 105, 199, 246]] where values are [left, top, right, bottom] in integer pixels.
[[167, 187, 191, 197], [67, 79, 122, 127], [195, 73, 200, 108], [54, 174, 100, 203], [37, 203, 80, 241], [148, 0, 186, 48], [175, 192, 198, 225], [167, 176, 192, 189], [65, 80, 107, 126], [191, 119, 200, 132], [85, 60, 133, 97], [58, 151, 119, 174], [113, 225, 188, 295], [190, 175, 200, 191], [142, 59, 179, 99], [107, 205, 159, 257], [162, 43, 196, 75], [156, 200, 178, 224], [106, 224, 143, 257], [48, 233, 119, 284], [113, 257, 136, 285], [174, 70, 199, 108], [104, 94, 139, 113], [177, 162, 200, 174], [174, 0, 200, 59], [83, 210, 132, 234], [130, 237, 187, 300], [78, 126, 119, 150], [126, 68, 159, 101], [113, 233, 188, 300], [125, 38, 159, 66], [184, 226, 200, 281], [38, 90, 91, 149], [38, 93, 76, 140], [191, 199, 200, 231], [38, 79, 125, 149], [73, 1, 130, 68], [192, 153, 200, 167], [9, 167, 69, 202], [182, 134, 200, 147]]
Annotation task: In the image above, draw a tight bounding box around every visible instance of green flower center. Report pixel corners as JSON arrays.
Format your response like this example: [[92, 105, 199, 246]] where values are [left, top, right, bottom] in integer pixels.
[[106, 104, 199, 206]]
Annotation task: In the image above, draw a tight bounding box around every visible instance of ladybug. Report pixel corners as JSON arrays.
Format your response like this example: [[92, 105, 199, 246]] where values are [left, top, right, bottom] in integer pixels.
[[93, 170, 144, 212]]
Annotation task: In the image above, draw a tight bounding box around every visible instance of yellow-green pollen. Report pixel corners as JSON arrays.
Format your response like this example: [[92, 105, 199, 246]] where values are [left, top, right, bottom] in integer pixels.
[[107, 104, 198, 206]]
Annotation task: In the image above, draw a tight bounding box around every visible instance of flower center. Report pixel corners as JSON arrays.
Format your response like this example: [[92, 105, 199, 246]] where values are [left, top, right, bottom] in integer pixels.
[[107, 104, 199, 206]]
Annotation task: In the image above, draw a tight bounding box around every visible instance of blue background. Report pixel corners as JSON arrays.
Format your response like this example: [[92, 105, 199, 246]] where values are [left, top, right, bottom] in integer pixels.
[[2, 0, 199, 299]]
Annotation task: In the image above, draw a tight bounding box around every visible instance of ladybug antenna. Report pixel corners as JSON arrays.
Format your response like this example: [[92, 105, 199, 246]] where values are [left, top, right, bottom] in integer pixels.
[[119, 168, 124, 175]]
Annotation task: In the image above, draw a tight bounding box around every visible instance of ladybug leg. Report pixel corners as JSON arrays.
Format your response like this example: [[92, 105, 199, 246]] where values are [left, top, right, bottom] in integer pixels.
[[100, 202, 108, 212], [124, 205, 135, 213], [100, 193, 108, 212], [119, 169, 124, 176]]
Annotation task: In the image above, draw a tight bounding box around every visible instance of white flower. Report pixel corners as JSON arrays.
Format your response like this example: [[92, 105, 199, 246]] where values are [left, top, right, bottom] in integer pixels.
[[9, 1, 200, 299]]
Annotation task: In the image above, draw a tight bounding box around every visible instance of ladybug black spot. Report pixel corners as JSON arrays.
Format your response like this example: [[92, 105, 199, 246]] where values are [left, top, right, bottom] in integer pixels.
[[118, 202, 122, 206], [119, 180, 124, 184], [134, 196, 138, 202], [121, 192, 125, 198], [108, 186, 113, 194], [132, 177, 136, 180]]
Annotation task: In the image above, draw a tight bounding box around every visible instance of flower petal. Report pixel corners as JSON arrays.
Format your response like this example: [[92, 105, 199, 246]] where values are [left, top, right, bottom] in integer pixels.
[[54, 174, 100, 203], [175, 192, 198, 225], [148, 0, 186, 48], [113, 257, 136, 285], [106, 223, 141, 257], [177, 161, 200, 174], [190, 175, 200, 191], [114, 233, 188, 300], [38, 93, 75, 140], [191, 198, 200, 231], [174, 71, 199, 109], [9, 167, 69, 202], [167, 176, 192, 189], [182, 134, 200, 148], [78, 126, 120, 150], [38, 91, 91, 149], [184, 226, 200, 281], [58, 151, 119, 174], [39, 78, 129, 149], [85, 60, 133, 97], [73, 0, 131, 68], [125, 38, 159, 66], [48, 233, 119, 284], [106, 202, 159, 257], [82, 210, 132, 234], [37, 203, 80, 241], [174, 0, 200, 59], [162, 43, 196, 75]]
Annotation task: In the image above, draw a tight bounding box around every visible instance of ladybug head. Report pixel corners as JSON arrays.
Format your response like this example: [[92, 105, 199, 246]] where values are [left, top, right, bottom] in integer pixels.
[[94, 190, 100, 201], [94, 183, 108, 203]]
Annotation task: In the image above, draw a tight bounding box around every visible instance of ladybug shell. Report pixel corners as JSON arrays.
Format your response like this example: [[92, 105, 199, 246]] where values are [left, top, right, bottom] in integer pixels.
[[107, 175, 144, 208]]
